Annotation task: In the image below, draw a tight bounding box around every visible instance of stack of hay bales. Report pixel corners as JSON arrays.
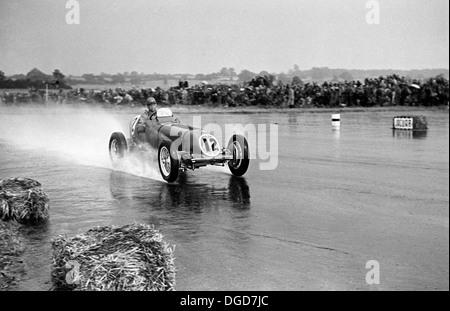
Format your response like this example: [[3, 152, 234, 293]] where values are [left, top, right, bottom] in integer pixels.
[[0, 178, 50, 223], [412, 115, 428, 130], [51, 223, 176, 291]]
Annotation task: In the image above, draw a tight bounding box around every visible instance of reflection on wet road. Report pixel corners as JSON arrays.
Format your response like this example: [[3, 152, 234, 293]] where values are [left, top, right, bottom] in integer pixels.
[[108, 171, 251, 242]]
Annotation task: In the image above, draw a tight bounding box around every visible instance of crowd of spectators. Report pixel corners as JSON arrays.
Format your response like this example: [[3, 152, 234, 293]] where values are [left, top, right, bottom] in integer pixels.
[[1, 74, 448, 108]]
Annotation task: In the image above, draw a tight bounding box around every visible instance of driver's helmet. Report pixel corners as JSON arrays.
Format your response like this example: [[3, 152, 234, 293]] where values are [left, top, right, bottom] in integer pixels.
[[146, 97, 157, 112]]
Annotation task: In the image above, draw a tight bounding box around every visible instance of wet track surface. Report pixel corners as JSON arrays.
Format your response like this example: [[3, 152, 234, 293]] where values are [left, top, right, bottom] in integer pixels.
[[0, 105, 448, 290]]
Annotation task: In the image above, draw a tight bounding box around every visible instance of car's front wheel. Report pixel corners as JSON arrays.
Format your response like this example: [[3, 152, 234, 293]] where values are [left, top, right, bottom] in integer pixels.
[[228, 134, 250, 177], [158, 141, 180, 183], [109, 132, 128, 168]]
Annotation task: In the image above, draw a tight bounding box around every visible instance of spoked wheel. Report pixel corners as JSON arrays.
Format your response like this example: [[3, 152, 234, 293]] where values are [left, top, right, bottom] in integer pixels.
[[158, 141, 179, 183], [109, 132, 128, 168], [227, 134, 250, 177]]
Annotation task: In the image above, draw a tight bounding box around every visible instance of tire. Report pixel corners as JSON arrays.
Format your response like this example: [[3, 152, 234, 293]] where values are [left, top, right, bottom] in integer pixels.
[[158, 141, 180, 183], [227, 134, 250, 177], [109, 132, 128, 168]]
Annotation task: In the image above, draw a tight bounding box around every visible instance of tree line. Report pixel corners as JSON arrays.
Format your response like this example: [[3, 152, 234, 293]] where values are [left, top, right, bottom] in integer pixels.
[[1, 66, 448, 90], [0, 68, 71, 89]]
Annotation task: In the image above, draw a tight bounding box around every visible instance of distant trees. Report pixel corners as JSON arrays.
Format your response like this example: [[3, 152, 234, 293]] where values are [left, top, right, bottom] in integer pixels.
[[288, 64, 301, 75], [311, 67, 332, 80], [218, 67, 237, 80], [129, 71, 142, 85], [53, 69, 66, 82], [130, 76, 142, 85], [195, 73, 206, 80], [27, 68, 51, 81], [238, 69, 256, 82], [81, 74, 96, 83], [229, 68, 237, 79], [0, 68, 71, 89], [1, 66, 448, 90], [111, 73, 126, 84], [8, 74, 26, 80], [219, 67, 228, 77], [339, 71, 354, 82], [277, 73, 290, 85], [292, 76, 303, 86]]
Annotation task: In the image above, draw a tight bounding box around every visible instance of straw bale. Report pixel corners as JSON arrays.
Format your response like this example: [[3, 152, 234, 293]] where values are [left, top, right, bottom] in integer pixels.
[[0, 178, 49, 223], [51, 223, 176, 291]]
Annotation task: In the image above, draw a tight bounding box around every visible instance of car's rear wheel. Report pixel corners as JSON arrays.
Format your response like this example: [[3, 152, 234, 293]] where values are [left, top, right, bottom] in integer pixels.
[[158, 141, 180, 183], [228, 134, 250, 177], [109, 132, 128, 168]]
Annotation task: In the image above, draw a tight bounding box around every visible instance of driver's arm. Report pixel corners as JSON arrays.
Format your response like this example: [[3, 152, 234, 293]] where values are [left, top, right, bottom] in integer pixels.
[[149, 111, 157, 120]]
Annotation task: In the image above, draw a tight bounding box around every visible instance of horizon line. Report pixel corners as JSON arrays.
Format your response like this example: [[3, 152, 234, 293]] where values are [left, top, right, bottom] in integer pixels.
[[4, 67, 450, 77]]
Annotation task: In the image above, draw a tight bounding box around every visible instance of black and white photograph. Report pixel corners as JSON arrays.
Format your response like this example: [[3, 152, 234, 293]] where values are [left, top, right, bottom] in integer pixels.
[[0, 0, 448, 298]]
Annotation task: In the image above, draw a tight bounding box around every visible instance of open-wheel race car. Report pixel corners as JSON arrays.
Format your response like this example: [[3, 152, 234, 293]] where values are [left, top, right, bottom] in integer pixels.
[[109, 108, 250, 183]]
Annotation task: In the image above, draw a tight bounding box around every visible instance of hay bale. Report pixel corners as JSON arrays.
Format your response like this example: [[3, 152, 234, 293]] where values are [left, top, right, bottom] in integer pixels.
[[51, 223, 176, 291], [0, 221, 26, 291], [412, 115, 428, 130], [0, 178, 49, 223]]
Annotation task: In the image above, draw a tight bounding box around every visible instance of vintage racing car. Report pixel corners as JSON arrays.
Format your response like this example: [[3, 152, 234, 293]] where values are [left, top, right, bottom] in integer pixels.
[[109, 108, 250, 183]]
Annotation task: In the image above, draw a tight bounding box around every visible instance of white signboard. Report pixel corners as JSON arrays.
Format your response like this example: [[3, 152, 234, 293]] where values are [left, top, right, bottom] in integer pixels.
[[393, 117, 414, 130]]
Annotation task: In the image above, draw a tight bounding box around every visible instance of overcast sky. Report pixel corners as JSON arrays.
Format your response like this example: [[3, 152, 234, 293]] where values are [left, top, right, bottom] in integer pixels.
[[0, 0, 448, 76]]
